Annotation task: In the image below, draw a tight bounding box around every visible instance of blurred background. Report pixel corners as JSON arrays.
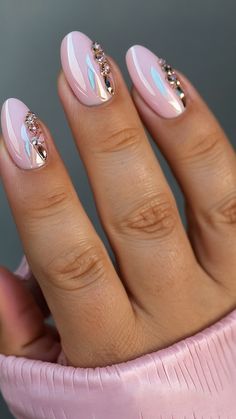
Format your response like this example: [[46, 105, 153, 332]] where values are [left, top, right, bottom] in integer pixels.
[[0, 0, 235, 416]]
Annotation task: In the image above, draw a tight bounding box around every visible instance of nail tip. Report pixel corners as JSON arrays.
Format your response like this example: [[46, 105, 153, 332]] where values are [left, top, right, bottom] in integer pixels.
[[126, 44, 139, 56], [125, 47, 132, 62], [2, 98, 28, 112], [1, 98, 14, 114], [60, 31, 91, 72], [61, 30, 90, 45]]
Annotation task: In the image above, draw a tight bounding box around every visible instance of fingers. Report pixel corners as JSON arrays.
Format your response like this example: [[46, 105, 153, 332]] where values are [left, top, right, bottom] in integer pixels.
[[0, 99, 133, 367], [15, 255, 50, 317], [126, 45, 236, 287], [59, 31, 198, 316], [0, 267, 59, 361]]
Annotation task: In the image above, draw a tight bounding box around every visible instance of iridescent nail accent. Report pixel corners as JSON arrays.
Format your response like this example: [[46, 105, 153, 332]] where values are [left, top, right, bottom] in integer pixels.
[[158, 58, 186, 107], [91, 41, 114, 96], [25, 111, 47, 163], [1, 98, 48, 169], [126, 45, 185, 118]]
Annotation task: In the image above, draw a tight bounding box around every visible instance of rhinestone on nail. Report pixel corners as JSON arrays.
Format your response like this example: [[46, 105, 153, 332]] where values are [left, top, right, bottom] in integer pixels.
[[92, 42, 103, 52], [158, 58, 186, 107], [24, 111, 47, 162], [95, 52, 106, 63], [104, 76, 114, 95], [91, 41, 115, 96], [158, 58, 166, 66], [101, 62, 111, 76]]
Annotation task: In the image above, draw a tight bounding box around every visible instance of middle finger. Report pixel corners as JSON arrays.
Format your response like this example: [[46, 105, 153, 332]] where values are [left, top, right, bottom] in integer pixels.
[[59, 31, 197, 313]]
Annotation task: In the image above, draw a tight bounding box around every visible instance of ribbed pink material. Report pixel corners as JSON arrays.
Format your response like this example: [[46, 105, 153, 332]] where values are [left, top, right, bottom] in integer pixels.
[[0, 310, 236, 418]]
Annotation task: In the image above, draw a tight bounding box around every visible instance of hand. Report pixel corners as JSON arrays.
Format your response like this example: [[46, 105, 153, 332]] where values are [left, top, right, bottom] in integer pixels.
[[0, 32, 235, 367]]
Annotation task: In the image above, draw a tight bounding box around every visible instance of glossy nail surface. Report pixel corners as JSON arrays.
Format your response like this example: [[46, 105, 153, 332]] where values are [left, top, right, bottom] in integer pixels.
[[61, 31, 115, 106], [1, 98, 47, 170], [126, 45, 186, 118]]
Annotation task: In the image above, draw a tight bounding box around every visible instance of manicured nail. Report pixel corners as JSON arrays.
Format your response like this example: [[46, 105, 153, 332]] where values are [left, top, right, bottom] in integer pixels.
[[1, 98, 47, 170], [61, 31, 115, 106], [126, 45, 186, 118], [15, 256, 31, 280]]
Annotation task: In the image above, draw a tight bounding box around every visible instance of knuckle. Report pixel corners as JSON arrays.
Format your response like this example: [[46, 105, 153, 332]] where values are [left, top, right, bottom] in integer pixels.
[[207, 192, 236, 226], [97, 126, 141, 153], [115, 194, 177, 240], [44, 244, 108, 292], [181, 131, 223, 164], [23, 187, 71, 220]]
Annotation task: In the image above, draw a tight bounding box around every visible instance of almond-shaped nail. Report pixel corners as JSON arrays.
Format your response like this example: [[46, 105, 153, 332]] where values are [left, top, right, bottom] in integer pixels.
[[1, 98, 47, 170], [15, 256, 31, 280], [60, 31, 115, 106], [126, 45, 186, 118]]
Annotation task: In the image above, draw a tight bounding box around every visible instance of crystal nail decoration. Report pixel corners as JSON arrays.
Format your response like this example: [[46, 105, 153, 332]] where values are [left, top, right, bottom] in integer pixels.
[[25, 111, 47, 162], [158, 58, 186, 107], [91, 41, 115, 96]]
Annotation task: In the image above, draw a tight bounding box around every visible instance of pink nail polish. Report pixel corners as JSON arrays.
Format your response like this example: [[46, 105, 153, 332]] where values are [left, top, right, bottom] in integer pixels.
[[126, 45, 186, 118], [1, 98, 47, 170], [15, 256, 31, 280], [60, 31, 115, 106]]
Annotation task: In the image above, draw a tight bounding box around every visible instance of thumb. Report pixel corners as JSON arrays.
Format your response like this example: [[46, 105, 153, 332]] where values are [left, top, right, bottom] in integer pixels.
[[0, 267, 60, 361]]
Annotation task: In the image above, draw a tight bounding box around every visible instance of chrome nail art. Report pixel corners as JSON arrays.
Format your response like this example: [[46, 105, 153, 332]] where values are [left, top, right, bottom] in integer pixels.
[[158, 58, 186, 107], [91, 41, 115, 96], [25, 111, 47, 163]]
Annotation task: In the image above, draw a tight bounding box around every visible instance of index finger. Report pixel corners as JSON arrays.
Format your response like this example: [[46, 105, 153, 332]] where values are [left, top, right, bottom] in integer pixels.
[[0, 98, 133, 367]]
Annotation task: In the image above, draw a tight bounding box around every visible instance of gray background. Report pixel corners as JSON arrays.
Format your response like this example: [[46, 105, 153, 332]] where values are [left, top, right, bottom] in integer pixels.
[[0, 0, 235, 417]]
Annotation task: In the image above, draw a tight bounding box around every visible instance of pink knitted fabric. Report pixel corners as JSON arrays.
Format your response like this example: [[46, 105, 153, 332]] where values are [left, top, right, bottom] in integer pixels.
[[0, 309, 236, 418]]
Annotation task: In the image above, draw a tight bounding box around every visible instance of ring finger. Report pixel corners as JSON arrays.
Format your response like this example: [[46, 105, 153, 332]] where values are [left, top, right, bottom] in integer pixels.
[[126, 45, 236, 288]]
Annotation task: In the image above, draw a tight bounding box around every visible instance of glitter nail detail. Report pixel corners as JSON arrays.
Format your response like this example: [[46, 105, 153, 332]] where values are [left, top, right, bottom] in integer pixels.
[[158, 58, 186, 107], [25, 111, 47, 162], [91, 42, 114, 96]]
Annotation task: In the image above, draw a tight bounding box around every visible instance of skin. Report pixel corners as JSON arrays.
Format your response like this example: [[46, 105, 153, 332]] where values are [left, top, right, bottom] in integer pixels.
[[0, 59, 235, 368]]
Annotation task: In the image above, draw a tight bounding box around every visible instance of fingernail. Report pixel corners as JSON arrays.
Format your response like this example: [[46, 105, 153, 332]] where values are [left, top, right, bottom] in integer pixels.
[[126, 45, 186, 118], [60, 31, 115, 106], [15, 256, 31, 280], [1, 98, 48, 170]]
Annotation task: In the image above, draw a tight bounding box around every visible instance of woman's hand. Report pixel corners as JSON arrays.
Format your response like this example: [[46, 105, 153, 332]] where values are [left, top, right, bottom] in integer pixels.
[[0, 32, 235, 368]]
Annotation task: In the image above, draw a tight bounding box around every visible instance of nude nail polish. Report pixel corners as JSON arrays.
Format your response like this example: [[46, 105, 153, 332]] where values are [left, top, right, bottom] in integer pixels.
[[1, 98, 47, 170], [126, 45, 186, 118], [60, 31, 115, 106]]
